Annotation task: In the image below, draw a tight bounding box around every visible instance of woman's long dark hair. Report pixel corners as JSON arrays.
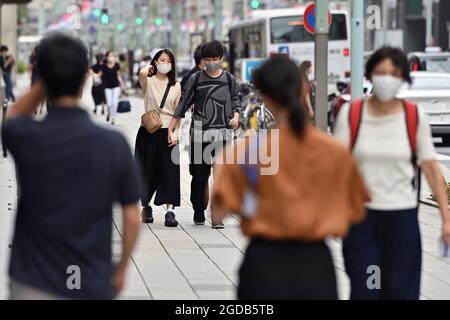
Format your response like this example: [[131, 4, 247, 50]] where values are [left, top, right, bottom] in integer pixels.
[[253, 55, 306, 137], [150, 49, 177, 87]]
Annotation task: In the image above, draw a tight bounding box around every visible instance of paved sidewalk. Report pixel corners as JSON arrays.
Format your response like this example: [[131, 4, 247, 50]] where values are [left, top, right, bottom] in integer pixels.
[[1, 76, 450, 300]]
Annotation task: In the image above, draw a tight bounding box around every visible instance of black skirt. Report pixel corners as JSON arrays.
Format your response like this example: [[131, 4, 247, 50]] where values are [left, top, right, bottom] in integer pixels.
[[91, 85, 106, 106], [238, 238, 338, 300], [134, 127, 181, 207]]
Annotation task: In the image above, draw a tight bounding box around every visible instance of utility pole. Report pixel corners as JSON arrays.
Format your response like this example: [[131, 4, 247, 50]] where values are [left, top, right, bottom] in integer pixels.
[[351, 0, 364, 100], [425, 0, 433, 47], [171, 0, 180, 55], [214, 0, 223, 40], [382, 0, 388, 44], [38, 0, 45, 36], [314, 0, 329, 131]]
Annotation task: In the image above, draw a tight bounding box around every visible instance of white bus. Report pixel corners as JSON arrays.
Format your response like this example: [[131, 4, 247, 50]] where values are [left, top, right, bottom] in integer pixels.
[[228, 8, 351, 91]]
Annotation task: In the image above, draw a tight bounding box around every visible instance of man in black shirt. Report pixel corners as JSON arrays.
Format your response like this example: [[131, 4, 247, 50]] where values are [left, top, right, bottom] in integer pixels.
[[2, 33, 142, 300], [169, 40, 240, 228]]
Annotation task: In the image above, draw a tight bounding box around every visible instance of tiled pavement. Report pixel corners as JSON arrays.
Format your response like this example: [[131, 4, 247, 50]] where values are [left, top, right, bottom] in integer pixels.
[[1, 76, 450, 300]]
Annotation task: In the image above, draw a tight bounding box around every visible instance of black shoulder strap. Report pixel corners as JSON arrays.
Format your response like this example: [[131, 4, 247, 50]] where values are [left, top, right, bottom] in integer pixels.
[[159, 84, 171, 109], [225, 71, 233, 94], [192, 71, 202, 96]]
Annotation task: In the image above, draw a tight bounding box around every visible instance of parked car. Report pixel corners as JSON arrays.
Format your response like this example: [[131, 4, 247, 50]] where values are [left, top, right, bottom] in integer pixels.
[[407, 52, 450, 73], [398, 71, 450, 146]]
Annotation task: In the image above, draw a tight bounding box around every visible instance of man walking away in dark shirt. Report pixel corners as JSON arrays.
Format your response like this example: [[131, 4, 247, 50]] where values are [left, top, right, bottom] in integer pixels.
[[168, 40, 240, 229], [2, 33, 142, 300]]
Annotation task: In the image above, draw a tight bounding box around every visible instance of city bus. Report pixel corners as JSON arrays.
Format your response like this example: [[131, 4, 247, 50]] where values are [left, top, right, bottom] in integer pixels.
[[228, 8, 351, 92]]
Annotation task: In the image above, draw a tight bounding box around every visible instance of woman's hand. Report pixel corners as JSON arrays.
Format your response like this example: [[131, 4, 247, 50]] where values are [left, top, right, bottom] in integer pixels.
[[231, 113, 240, 129], [168, 129, 179, 147], [147, 65, 155, 77]]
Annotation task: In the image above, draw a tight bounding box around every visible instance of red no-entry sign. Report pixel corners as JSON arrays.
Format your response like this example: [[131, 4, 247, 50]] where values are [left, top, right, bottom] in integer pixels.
[[303, 3, 332, 34]]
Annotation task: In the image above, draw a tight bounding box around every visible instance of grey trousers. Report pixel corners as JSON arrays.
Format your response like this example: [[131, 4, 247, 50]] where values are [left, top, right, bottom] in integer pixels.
[[9, 279, 65, 300]]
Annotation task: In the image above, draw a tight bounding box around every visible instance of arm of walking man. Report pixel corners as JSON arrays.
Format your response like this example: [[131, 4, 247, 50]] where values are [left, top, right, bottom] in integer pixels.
[[114, 202, 141, 295], [114, 137, 143, 296], [168, 73, 197, 147], [6, 80, 46, 117]]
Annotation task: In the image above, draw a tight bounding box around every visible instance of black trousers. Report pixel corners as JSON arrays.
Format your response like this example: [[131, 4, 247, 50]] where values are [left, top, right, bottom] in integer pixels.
[[134, 127, 181, 207], [343, 208, 421, 300], [188, 139, 228, 212], [238, 238, 338, 300]]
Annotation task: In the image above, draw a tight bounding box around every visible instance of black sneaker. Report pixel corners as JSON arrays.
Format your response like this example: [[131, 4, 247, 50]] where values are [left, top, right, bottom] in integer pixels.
[[141, 206, 154, 224], [194, 210, 206, 225], [106, 113, 110, 122], [165, 211, 179, 227], [212, 221, 225, 229]]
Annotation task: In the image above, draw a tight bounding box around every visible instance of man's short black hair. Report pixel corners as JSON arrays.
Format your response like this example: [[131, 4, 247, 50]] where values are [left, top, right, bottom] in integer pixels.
[[365, 46, 411, 84], [194, 44, 203, 66], [201, 40, 224, 59], [36, 32, 89, 99], [0, 45, 8, 52]]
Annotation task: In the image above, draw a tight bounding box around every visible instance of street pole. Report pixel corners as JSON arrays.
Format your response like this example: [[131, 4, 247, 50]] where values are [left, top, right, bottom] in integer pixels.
[[425, 0, 433, 47], [171, 0, 180, 55], [351, 0, 364, 100], [314, 0, 329, 131], [382, 0, 388, 44], [38, 0, 45, 36], [214, 0, 223, 40]]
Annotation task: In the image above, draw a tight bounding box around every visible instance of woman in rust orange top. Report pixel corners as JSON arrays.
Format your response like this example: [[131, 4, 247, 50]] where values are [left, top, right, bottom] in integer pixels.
[[212, 56, 370, 300]]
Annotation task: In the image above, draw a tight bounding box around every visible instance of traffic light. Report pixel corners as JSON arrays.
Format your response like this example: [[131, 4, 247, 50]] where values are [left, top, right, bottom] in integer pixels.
[[250, 0, 260, 9], [93, 8, 101, 17], [100, 8, 109, 24], [135, 17, 143, 25], [117, 23, 125, 31], [155, 18, 163, 26]]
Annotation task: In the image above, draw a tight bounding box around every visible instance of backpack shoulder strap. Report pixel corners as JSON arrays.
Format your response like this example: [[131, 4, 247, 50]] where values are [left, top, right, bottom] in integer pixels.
[[349, 99, 364, 151], [403, 99, 419, 156], [192, 70, 202, 95], [225, 71, 233, 94]]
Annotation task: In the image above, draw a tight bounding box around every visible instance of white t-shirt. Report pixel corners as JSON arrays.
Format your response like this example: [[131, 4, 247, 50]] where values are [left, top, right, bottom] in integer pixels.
[[334, 102, 436, 210]]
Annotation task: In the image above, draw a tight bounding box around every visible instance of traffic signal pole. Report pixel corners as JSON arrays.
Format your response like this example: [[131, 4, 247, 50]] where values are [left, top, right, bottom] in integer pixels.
[[350, 0, 364, 100], [314, 0, 329, 131]]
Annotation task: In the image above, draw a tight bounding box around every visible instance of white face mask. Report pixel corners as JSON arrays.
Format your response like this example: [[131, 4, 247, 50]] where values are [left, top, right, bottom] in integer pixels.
[[156, 63, 172, 75], [371, 74, 403, 102]]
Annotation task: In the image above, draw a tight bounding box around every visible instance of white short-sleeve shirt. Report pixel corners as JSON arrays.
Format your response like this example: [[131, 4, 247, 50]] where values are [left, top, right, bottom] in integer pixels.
[[334, 101, 436, 210]]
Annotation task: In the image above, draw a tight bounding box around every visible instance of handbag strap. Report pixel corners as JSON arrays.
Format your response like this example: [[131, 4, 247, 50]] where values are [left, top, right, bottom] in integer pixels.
[[159, 84, 171, 109]]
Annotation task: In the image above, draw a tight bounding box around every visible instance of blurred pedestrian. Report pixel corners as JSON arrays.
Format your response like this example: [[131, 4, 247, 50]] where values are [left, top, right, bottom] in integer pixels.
[[409, 55, 423, 72], [211, 55, 370, 300], [334, 46, 450, 300], [136, 49, 182, 227], [180, 44, 204, 92], [169, 40, 240, 227], [119, 53, 129, 85], [97, 51, 126, 125], [0, 45, 16, 102], [91, 53, 106, 114], [299, 60, 314, 119], [2, 33, 141, 300]]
